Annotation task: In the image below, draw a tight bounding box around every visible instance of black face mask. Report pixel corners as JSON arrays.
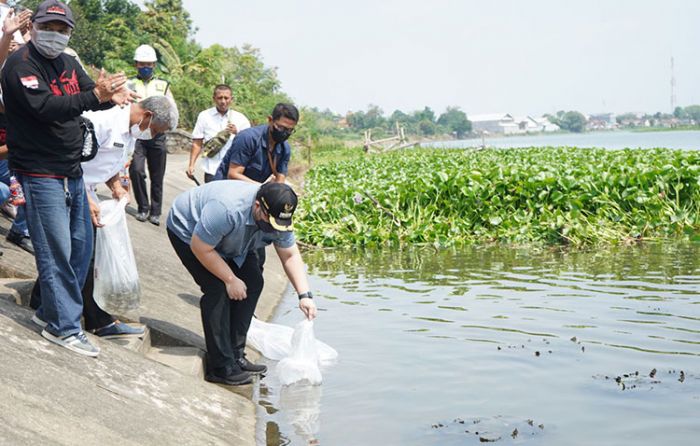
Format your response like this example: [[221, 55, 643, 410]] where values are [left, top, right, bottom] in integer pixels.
[[256, 218, 277, 233], [270, 126, 293, 144]]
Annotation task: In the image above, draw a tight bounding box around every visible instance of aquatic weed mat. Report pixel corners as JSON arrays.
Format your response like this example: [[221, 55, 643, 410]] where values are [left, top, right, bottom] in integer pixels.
[[298, 147, 700, 247]]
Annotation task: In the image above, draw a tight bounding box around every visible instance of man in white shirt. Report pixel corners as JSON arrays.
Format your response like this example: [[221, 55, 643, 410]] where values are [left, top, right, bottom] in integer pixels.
[[29, 96, 179, 340], [186, 84, 250, 184]]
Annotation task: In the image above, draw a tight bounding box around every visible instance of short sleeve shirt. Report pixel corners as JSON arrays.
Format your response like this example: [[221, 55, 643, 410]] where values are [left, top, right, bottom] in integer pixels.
[[166, 180, 295, 267], [213, 125, 291, 182], [81, 104, 134, 196], [192, 107, 250, 175]]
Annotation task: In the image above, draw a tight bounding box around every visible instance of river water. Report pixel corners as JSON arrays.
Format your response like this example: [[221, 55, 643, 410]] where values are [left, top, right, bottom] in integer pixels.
[[257, 243, 699, 446], [425, 130, 700, 150], [256, 131, 699, 445]]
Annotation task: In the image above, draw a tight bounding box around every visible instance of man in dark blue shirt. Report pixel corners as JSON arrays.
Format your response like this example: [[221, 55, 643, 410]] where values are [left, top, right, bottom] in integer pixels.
[[212, 103, 298, 184]]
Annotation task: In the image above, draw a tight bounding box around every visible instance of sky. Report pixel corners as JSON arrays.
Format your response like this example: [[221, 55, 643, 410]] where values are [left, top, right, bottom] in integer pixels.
[[139, 0, 699, 117]]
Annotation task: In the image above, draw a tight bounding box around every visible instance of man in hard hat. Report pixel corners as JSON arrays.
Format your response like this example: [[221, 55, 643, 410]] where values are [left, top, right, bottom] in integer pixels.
[[127, 44, 176, 226]]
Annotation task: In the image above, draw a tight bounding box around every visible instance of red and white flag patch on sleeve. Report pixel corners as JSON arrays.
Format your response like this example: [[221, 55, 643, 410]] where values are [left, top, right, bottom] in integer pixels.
[[20, 75, 39, 89]]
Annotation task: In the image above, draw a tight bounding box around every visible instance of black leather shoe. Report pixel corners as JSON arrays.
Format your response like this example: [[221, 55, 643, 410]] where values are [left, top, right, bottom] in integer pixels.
[[237, 357, 268, 374], [148, 215, 160, 226], [205, 365, 252, 386], [135, 212, 148, 222], [6, 231, 34, 254]]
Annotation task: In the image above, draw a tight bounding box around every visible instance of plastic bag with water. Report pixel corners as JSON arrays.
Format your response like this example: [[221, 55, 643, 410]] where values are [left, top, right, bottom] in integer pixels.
[[93, 197, 141, 314], [248, 318, 337, 386], [277, 320, 323, 386], [248, 318, 338, 366]]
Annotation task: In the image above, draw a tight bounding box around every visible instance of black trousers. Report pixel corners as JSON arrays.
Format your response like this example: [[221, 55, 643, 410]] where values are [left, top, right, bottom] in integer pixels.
[[130, 134, 167, 216], [30, 227, 113, 331], [168, 229, 264, 372]]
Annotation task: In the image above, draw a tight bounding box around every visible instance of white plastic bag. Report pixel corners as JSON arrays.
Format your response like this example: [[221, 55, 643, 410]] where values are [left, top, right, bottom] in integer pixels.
[[93, 197, 141, 313], [248, 318, 338, 366], [277, 320, 324, 386]]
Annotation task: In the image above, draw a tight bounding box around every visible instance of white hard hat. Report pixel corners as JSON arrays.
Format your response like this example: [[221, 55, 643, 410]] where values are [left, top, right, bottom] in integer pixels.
[[134, 44, 157, 62]]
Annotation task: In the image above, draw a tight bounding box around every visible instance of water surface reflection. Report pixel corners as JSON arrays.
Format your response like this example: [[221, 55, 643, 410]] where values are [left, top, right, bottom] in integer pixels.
[[258, 243, 700, 445]]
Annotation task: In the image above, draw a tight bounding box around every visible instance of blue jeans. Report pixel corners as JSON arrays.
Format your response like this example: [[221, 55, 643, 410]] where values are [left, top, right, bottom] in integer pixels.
[[0, 181, 8, 202], [0, 160, 28, 236], [19, 175, 93, 336]]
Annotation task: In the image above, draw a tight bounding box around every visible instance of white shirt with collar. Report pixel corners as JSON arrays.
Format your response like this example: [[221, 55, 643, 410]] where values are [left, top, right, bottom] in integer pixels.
[[81, 104, 135, 200], [192, 107, 251, 175]]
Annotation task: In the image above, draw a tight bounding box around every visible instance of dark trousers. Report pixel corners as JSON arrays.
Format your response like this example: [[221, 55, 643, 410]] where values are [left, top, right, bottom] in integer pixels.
[[204, 173, 215, 184], [130, 134, 167, 216], [30, 227, 113, 331], [168, 229, 264, 372]]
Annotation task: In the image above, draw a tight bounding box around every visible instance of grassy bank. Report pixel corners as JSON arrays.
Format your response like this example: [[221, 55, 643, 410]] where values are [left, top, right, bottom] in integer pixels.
[[295, 147, 700, 247], [630, 125, 700, 133]]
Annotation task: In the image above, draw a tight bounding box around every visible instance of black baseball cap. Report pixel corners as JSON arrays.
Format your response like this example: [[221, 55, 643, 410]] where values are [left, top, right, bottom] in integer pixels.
[[257, 183, 298, 231], [32, 1, 75, 29]]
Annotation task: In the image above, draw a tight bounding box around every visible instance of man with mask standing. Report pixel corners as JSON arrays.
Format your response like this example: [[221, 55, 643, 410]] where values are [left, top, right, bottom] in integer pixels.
[[1, 0, 136, 356], [167, 181, 317, 385], [127, 44, 175, 226], [213, 103, 299, 271], [213, 103, 299, 185]]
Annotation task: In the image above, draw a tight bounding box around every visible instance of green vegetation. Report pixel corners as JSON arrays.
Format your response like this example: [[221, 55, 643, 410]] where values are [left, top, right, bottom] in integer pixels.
[[20, 0, 289, 129], [631, 125, 700, 133], [296, 147, 700, 248], [544, 111, 587, 132]]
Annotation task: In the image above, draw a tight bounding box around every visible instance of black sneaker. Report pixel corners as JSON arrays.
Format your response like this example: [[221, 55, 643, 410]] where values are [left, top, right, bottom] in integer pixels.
[[6, 231, 34, 254], [205, 365, 252, 386], [148, 215, 160, 226], [237, 357, 268, 375], [135, 212, 148, 222]]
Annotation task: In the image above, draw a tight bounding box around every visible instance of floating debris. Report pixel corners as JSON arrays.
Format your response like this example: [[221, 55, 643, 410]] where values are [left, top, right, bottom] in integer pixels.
[[429, 416, 545, 443], [595, 369, 692, 392]]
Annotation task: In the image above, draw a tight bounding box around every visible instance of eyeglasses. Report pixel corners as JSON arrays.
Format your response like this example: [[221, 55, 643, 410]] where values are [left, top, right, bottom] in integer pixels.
[[272, 123, 295, 134]]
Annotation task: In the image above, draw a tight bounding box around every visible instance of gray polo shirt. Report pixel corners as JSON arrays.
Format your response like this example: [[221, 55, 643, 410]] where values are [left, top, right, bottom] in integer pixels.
[[166, 181, 295, 267]]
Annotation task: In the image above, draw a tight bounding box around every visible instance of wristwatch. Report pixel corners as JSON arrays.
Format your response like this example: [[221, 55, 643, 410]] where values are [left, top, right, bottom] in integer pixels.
[[298, 291, 313, 300]]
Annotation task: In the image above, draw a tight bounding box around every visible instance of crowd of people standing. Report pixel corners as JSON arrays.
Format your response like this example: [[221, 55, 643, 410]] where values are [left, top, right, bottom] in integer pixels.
[[0, 0, 316, 387]]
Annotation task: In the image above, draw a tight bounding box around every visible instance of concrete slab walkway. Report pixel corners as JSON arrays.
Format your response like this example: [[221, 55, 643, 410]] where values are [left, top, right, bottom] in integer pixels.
[[0, 153, 291, 445]]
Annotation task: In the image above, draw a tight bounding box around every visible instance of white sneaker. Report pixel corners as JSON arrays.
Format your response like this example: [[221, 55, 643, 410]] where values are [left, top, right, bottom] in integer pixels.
[[41, 329, 100, 357], [31, 314, 48, 329]]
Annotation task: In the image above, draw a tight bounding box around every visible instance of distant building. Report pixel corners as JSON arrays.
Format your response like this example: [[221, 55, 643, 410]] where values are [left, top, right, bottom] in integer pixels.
[[469, 113, 515, 134], [533, 117, 560, 132], [511, 116, 541, 133], [587, 113, 617, 130], [470, 113, 559, 134]]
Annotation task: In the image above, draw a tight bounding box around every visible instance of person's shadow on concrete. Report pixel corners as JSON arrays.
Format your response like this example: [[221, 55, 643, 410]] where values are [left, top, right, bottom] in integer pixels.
[[177, 293, 200, 308], [141, 316, 205, 350]]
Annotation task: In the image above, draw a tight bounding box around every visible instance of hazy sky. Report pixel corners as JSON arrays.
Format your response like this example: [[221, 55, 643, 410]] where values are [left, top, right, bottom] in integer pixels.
[[141, 0, 699, 117]]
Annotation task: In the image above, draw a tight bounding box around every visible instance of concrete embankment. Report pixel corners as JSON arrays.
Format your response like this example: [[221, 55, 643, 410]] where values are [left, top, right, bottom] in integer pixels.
[[0, 153, 288, 445]]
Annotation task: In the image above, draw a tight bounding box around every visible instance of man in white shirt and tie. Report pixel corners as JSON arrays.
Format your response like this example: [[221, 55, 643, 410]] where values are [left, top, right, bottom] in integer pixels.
[[187, 84, 250, 184]]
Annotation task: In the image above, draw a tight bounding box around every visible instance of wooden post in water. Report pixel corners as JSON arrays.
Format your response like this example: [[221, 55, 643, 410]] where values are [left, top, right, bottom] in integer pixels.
[[363, 123, 413, 154]]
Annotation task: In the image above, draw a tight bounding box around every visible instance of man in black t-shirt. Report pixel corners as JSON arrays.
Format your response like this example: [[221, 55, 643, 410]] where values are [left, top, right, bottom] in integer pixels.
[[1, 0, 136, 357]]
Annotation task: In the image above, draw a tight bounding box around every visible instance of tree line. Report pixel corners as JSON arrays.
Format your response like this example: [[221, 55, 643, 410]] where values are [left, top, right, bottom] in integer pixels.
[[16, 1, 698, 140], [19, 0, 289, 130]]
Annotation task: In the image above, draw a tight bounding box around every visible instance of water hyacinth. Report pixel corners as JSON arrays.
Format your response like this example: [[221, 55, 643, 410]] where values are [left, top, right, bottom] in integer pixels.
[[295, 147, 700, 247]]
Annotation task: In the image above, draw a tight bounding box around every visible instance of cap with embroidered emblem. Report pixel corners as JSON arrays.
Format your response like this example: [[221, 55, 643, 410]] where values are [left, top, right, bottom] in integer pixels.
[[32, 0, 75, 29], [256, 182, 298, 232]]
